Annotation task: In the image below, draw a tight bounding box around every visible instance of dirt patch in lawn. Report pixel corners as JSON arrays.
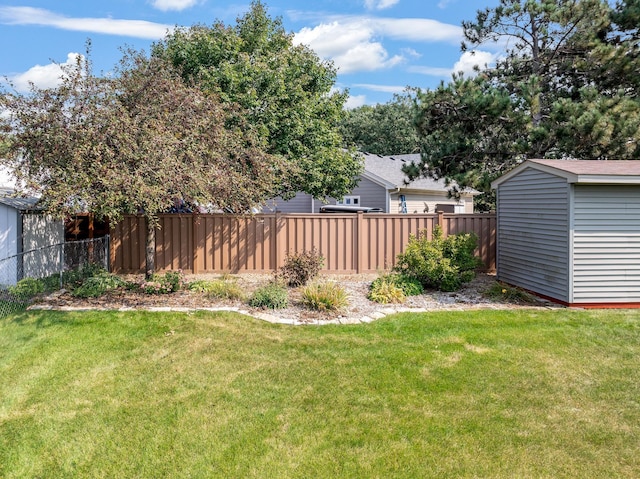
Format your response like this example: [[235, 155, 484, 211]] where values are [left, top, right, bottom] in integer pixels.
[[32, 272, 560, 324]]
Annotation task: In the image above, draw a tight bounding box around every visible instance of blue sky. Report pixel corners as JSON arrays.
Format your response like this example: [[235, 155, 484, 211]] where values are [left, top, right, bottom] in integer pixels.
[[0, 0, 501, 106]]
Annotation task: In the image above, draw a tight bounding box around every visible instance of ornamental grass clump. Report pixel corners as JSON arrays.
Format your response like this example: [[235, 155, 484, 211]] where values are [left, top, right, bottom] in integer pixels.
[[485, 281, 537, 303], [301, 281, 349, 312], [248, 282, 289, 309], [368, 273, 424, 304], [188, 278, 245, 300], [394, 226, 482, 292]]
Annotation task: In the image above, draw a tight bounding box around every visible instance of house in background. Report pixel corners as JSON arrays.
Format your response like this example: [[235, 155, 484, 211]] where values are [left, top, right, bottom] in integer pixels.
[[492, 159, 640, 308], [0, 188, 64, 285], [264, 153, 478, 214]]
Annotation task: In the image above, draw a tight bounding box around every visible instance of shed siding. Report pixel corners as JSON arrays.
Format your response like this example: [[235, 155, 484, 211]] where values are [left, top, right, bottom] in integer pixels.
[[0, 203, 18, 261], [22, 213, 65, 279], [497, 167, 570, 302], [0, 204, 19, 285], [573, 185, 640, 303]]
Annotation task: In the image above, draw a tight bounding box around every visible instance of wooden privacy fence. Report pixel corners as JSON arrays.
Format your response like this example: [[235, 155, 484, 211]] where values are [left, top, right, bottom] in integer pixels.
[[110, 212, 496, 274]]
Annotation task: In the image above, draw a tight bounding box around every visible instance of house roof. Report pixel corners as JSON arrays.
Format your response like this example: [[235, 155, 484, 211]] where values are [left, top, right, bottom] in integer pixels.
[[362, 153, 478, 195], [0, 188, 40, 211], [492, 159, 640, 188]]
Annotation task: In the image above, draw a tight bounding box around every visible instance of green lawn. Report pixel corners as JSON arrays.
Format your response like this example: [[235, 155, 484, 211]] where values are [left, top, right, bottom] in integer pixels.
[[1, 308, 639, 478]]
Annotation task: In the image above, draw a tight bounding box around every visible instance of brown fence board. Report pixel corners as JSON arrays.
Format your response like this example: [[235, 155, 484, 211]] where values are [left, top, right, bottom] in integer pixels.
[[110, 212, 496, 274]]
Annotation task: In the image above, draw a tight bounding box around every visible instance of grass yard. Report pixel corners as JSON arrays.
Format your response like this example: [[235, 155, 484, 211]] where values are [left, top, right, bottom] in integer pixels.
[[1, 308, 639, 478]]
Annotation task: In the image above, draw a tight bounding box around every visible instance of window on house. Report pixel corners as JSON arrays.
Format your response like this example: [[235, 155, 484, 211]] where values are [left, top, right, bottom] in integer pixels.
[[337, 196, 360, 206]]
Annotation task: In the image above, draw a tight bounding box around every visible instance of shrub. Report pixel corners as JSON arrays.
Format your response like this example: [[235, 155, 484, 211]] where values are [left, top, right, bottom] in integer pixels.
[[188, 278, 244, 300], [141, 271, 185, 295], [72, 272, 126, 298], [163, 271, 185, 292], [60, 263, 106, 290], [393, 226, 482, 292], [8, 277, 45, 300], [248, 282, 289, 309], [301, 281, 349, 311], [276, 249, 324, 287]]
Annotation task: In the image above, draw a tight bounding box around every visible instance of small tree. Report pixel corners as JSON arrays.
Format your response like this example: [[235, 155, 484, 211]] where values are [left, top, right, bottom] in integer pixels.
[[1, 49, 286, 277]]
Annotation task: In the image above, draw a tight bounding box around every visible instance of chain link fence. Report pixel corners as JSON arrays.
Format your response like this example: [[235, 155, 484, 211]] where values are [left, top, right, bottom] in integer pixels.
[[0, 236, 109, 317]]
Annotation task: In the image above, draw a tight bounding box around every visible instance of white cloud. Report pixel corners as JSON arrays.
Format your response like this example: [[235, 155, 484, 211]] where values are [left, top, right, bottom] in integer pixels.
[[451, 50, 497, 75], [437, 0, 456, 8], [294, 16, 460, 74], [364, 0, 400, 10], [151, 0, 199, 12], [409, 50, 498, 79], [353, 83, 406, 94], [0, 6, 172, 39], [345, 95, 367, 109], [296, 20, 402, 73], [372, 18, 460, 42], [10, 53, 84, 92]]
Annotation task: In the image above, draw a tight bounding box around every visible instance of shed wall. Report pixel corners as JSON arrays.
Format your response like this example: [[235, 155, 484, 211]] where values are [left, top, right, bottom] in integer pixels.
[[0, 203, 18, 260], [22, 213, 65, 279], [0, 204, 18, 285], [496, 167, 570, 302], [573, 185, 640, 303]]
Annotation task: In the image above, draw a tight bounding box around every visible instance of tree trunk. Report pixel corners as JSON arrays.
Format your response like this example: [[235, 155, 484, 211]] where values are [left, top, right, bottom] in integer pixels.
[[145, 218, 156, 279]]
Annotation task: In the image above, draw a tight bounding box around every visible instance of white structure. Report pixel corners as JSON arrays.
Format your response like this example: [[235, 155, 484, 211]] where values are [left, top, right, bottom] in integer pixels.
[[492, 159, 640, 307], [0, 189, 64, 285]]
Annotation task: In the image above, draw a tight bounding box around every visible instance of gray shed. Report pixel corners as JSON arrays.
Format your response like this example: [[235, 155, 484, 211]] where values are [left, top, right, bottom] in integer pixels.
[[0, 188, 64, 285], [491, 159, 640, 307]]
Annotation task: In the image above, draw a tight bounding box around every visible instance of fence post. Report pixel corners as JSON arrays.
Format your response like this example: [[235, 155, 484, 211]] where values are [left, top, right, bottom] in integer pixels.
[[58, 243, 64, 289], [356, 211, 363, 274], [274, 211, 281, 271], [437, 211, 445, 237], [192, 214, 199, 275]]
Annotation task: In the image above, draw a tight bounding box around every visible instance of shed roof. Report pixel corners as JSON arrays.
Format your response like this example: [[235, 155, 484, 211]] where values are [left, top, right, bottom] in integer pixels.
[[0, 188, 40, 211], [492, 159, 640, 188], [362, 153, 478, 195]]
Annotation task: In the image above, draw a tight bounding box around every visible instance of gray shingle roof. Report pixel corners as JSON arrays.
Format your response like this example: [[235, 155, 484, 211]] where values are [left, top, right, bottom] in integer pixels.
[[363, 153, 472, 192], [0, 188, 40, 211]]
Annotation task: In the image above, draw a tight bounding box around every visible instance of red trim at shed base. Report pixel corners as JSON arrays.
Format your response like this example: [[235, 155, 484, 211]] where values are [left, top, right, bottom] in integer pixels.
[[501, 283, 640, 309]]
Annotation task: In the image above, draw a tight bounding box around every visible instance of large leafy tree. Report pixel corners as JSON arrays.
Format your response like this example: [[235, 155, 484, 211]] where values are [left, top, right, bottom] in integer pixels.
[[1, 50, 286, 277], [153, 1, 362, 201], [409, 0, 640, 209], [340, 92, 421, 155]]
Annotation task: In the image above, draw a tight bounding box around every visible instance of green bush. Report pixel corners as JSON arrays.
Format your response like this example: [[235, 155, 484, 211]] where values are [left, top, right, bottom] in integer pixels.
[[72, 272, 126, 298], [394, 226, 482, 292], [248, 282, 289, 309], [301, 281, 349, 311], [276, 249, 324, 287], [8, 277, 45, 300], [61, 263, 106, 290], [188, 278, 244, 300]]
